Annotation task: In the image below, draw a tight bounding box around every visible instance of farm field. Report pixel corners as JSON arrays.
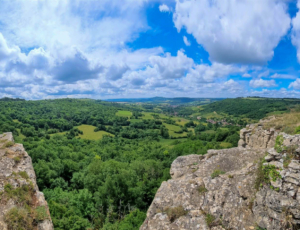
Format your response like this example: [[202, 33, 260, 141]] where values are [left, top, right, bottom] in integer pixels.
[[76, 125, 114, 140], [50, 125, 114, 140], [141, 112, 155, 119], [116, 110, 132, 117]]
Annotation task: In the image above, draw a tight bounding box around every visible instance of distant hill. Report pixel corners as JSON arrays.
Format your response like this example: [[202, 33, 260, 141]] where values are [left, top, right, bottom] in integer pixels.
[[0, 97, 25, 101], [202, 97, 300, 120], [105, 97, 224, 105]]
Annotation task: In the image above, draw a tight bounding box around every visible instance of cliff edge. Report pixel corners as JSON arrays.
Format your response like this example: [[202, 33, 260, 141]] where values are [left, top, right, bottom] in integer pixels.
[[0, 133, 53, 230], [141, 123, 300, 230]]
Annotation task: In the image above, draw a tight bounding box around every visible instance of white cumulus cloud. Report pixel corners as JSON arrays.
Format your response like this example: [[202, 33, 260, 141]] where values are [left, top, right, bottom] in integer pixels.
[[173, 0, 291, 64], [249, 79, 277, 88], [159, 4, 171, 12], [289, 78, 300, 89]]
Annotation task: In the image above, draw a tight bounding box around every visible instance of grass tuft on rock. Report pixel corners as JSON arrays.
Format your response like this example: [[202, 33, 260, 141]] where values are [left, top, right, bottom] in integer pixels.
[[34, 206, 49, 222], [211, 169, 225, 179], [13, 156, 21, 164], [205, 213, 215, 227], [3, 141, 14, 148], [197, 185, 208, 194], [18, 171, 29, 180], [5, 207, 33, 230], [165, 206, 187, 223]]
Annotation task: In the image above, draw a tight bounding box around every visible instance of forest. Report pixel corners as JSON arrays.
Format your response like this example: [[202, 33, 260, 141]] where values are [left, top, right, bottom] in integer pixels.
[[0, 97, 295, 230]]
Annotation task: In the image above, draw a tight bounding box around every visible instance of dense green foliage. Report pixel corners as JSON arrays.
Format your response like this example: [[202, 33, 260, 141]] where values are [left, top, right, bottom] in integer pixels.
[[0, 97, 292, 229], [202, 98, 300, 120], [0, 98, 242, 230]]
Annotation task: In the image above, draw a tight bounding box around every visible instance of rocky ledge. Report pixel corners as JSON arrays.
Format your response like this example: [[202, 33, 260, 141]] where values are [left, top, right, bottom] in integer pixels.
[[0, 133, 53, 230], [140, 124, 300, 230]]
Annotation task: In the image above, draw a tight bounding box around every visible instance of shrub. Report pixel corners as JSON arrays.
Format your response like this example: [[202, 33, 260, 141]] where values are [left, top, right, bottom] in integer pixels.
[[4, 141, 14, 148], [274, 135, 284, 153], [255, 158, 282, 190], [34, 206, 48, 222], [165, 206, 187, 222], [18, 171, 29, 180], [211, 169, 225, 179], [4, 184, 34, 206], [4, 207, 33, 230], [4, 184, 13, 193]]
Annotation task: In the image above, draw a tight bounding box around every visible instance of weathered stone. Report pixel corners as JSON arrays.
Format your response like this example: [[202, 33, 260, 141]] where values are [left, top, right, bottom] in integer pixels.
[[265, 154, 274, 162], [268, 161, 283, 169], [170, 154, 202, 179], [289, 161, 300, 170], [268, 148, 280, 157], [0, 133, 53, 230], [141, 124, 300, 230]]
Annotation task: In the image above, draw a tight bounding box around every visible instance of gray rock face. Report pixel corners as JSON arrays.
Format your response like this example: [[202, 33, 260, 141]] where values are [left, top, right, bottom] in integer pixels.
[[0, 133, 54, 230], [141, 125, 300, 230], [239, 124, 278, 149]]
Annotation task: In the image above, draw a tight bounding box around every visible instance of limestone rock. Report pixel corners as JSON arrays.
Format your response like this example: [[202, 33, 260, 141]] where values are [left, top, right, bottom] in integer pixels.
[[141, 125, 300, 230], [0, 133, 54, 230], [238, 124, 278, 149]]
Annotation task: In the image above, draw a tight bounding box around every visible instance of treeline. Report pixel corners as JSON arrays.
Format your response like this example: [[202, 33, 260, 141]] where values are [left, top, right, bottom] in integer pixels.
[[202, 98, 300, 120]]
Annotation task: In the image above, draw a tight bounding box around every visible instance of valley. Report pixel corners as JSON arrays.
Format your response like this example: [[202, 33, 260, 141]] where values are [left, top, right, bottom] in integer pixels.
[[0, 97, 299, 229]]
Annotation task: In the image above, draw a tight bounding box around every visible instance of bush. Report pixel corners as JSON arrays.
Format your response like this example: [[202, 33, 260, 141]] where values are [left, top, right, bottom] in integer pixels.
[[255, 158, 282, 190], [211, 169, 225, 179], [165, 206, 187, 222], [18, 171, 29, 180], [5, 207, 33, 230], [4, 183, 33, 206], [3, 141, 14, 148], [34, 206, 48, 222], [274, 135, 284, 153]]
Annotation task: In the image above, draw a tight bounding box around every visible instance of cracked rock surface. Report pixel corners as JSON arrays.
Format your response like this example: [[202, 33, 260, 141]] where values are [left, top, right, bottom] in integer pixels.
[[140, 124, 300, 230]]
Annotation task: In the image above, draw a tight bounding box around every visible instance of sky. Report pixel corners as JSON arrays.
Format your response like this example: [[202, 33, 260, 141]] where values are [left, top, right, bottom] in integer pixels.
[[2, 0, 300, 99]]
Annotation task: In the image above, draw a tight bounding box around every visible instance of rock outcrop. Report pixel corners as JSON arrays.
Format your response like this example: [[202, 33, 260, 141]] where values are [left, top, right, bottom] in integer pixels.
[[0, 133, 53, 230], [141, 124, 300, 230], [238, 123, 278, 149]]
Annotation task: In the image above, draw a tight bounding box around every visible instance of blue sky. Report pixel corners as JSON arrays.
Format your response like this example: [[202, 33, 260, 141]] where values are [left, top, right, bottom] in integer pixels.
[[1, 0, 300, 99]]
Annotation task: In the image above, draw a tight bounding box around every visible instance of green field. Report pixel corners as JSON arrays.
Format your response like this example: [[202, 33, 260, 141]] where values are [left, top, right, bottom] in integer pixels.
[[159, 138, 187, 148], [163, 123, 187, 137], [142, 112, 155, 119], [202, 112, 224, 119], [116, 110, 132, 117], [129, 119, 141, 123], [172, 118, 190, 126], [51, 125, 114, 140], [77, 125, 114, 140], [203, 130, 216, 134]]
